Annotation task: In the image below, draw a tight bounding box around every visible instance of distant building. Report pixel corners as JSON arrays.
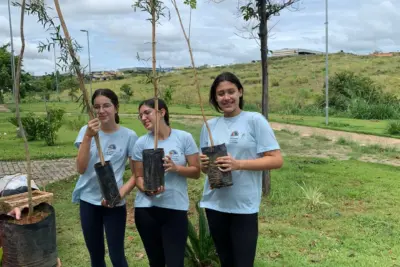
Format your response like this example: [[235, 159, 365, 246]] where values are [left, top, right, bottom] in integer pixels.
[[371, 52, 393, 57], [270, 48, 323, 57]]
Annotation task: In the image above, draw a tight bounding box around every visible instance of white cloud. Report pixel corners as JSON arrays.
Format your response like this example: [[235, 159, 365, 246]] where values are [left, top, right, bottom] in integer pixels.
[[0, 0, 399, 75]]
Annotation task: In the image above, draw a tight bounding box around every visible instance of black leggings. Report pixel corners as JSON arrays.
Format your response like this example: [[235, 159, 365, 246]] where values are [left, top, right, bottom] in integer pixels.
[[135, 206, 188, 267], [205, 208, 258, 267], [79, 200, 128, 267]]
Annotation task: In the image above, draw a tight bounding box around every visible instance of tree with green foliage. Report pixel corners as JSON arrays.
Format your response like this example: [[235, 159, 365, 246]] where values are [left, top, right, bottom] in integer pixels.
[[238, 0, 300, 195], [0, 43, 33, 103], [120, 83, 133, 102]]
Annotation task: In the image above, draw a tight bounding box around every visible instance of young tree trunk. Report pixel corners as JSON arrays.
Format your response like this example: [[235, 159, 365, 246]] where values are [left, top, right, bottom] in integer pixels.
[[53, 0, 105, 165], [259, 0, 271, 195], [14, 0, 34, 216], [171, 0, 214, 147], [151, 0, 159, 149]]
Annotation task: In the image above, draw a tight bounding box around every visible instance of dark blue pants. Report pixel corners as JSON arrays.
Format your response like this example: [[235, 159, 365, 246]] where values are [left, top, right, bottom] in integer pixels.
[[135, 207, 188, 267], [79, 200, 128, 267], [205, 208, 258, 267]]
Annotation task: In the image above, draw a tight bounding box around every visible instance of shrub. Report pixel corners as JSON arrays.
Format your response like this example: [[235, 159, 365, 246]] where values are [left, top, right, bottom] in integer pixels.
[[185, 202, 219, 267], [271, 79, 279, 87], [348, 98, 399, 120], [320, 71, 385, 111], [7, 112, 39, 141], [36, 108, 65, 146], [65, 115, 87, 131], [120, 84, 133, 102], [162, 85, 174, 105], [386, 121, 400, 135]]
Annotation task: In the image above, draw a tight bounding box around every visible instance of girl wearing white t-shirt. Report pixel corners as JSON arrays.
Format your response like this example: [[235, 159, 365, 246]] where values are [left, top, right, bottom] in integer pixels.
[[132, 98, 200, 267], [73, 89, 138, 267], [199, 72, 283, 267]]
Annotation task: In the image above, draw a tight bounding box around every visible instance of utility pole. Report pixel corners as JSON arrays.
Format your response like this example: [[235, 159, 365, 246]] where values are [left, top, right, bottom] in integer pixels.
[[80, 29, 92, 96], [8, 0, 17, 99], [325, 0, 329, 125], [53, 43, 59, 94]]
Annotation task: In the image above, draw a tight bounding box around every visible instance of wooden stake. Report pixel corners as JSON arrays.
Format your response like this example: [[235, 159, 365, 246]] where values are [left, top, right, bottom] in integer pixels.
[[53, 0, 105, 165]]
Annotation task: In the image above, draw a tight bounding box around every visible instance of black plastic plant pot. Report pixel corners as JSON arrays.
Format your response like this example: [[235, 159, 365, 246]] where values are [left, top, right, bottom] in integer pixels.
[[142, 148, 165, 192], [94, 160, 121, 207], [201, 143, 233, 189], [0, 202, 58, 267]]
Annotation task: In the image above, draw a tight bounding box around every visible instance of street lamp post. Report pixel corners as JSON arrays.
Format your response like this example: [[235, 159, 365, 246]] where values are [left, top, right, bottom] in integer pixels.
[[80, 29, 92, 97], [53, 43, 59, 94], [7, 0, 17, 99], [325, 0, 329, 125]]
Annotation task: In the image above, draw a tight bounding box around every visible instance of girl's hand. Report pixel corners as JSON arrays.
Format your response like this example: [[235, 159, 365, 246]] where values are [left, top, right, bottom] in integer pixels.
[[200, 154, 210, 169], [163, 154, 178, 173], [85, 118, 100, 137], [215, 153, 240, 172], [136, 176, 164, 196]]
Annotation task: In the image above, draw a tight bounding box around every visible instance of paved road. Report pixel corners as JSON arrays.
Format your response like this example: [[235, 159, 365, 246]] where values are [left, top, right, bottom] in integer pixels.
[[0, 158, 77, 187]]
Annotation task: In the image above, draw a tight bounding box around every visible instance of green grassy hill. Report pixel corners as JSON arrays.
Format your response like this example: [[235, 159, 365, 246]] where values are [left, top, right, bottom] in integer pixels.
[[80, 53, 400, 112], [4, 52, 400, 114]]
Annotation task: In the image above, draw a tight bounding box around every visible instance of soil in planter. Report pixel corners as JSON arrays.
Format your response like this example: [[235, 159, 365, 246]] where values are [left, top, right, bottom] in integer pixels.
[[142, 148, 165, 192], [8, 210, 50, 225], [94, 160, 121, 207], [201, 143, 233, 189], [0, 202, 58, 267]]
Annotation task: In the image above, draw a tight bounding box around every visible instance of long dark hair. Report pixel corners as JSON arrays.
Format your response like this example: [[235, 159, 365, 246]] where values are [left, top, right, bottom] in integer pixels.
[[209, 72, 244, 112], [91, 88, 120, 123], [138, 98, 170, 126]]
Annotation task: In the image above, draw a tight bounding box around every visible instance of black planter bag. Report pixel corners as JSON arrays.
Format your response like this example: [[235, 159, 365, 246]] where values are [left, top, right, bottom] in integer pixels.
[[0, 203, 58, 267], [142, 148, 165, 192], [201, 143, 233, 189], [94, 161, 121, 207]]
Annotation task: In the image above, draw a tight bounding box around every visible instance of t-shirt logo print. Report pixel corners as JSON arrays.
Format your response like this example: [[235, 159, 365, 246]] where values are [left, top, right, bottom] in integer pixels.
[[229, 131, 239, 143], [105, 144, 116, 155], [169, 149, 180, 161]]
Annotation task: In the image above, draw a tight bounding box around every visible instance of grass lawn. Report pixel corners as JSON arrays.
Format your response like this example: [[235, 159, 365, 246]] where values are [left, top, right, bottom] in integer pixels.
[[46, 157, 400, 266], [0, 112, 202, 161], [1, 111, 398, 161]]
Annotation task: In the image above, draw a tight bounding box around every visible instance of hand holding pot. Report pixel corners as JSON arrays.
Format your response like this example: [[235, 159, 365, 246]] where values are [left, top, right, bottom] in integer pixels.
[[136, 176, 164, 196], [85, 118, 101, 137], [215, 153, 240, 172], [101, 197, 121, 208], [200, 154, 210, 171], [163, 154, 178, 173]]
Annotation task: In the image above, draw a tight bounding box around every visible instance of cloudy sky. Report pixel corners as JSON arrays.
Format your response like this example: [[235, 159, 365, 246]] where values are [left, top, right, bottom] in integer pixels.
[[0, 0, 399, 75]]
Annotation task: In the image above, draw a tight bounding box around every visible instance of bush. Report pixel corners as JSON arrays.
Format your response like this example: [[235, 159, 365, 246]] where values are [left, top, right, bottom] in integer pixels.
[[120, 84, 133, 102], [348, 98, 399, 120], [36, 108, 65, 146], [320, 71, 386, 111], [8, 108, 65, 145], [185, 202, 219, 267], [386, 121, 400, 135], [7, 112, 39, 141], [65, 115, 87, 131], [271, 79, 279, 87], [162, 85, 174, 105]]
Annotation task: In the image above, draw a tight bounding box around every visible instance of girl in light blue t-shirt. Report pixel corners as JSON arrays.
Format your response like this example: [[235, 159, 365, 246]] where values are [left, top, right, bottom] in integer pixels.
[[73, 89, 138, 267], [199, 72, 284, 267], [131, 98, 200, 267]]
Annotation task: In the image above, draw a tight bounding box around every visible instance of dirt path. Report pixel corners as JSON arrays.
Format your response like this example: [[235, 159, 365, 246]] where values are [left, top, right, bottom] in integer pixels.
[[172, 114, 400, 149], [270, 122, 400, 149], [0, 104, 10, 112]]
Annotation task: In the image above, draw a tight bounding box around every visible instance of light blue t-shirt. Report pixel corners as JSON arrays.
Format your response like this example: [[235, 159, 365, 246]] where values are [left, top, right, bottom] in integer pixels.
[[72, 125, 138, 206], [131, 129, 199, 211], [199, 111, 280, 214]]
